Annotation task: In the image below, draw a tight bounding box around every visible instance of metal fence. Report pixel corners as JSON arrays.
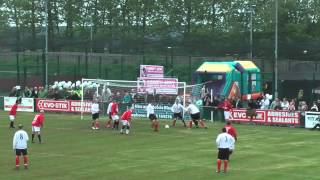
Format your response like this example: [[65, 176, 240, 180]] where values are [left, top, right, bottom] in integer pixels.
[[1, 51, 319, 100]]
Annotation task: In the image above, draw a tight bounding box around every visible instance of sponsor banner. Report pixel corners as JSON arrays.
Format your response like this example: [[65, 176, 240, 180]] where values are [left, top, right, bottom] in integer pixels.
[[137, 77, 178, 95], [4, 97, 34, 112], [131, 103, 190, 120], [36, 99, 92, 113], [229, 109, 265, 122], [140, 65, 164, 78], [132, 104, 173, 119], [305, 111, 320, 128], [266, 110, 300, 125], [229, 109, 300, 125]]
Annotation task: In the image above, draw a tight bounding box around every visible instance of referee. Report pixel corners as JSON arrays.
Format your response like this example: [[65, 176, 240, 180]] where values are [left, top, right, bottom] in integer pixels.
[[215, 127, 235, 173]]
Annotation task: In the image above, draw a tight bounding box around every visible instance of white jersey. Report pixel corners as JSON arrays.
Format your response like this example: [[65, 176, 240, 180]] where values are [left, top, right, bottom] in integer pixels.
[[107, 102, 113, 114], [146, 104, 155, 117], [185, 104, 200, 114], [91, 103, 99, 114], [216, 132, 235, 150], [171, 103, 184, 113], [13, 130, 29, 150]]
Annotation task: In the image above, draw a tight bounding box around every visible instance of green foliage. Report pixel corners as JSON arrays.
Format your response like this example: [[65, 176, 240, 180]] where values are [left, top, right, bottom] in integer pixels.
[[0, 0, 319, 59]]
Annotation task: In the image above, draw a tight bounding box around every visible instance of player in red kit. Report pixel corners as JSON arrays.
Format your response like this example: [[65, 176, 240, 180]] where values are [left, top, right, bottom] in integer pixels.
[[31, 110, 45, 144], [218, 98, 233, 121], [224, 121, 238, 141], [9, 99, 21, 129], [120, 108, 134, 135], [111, 100, 120, 130]]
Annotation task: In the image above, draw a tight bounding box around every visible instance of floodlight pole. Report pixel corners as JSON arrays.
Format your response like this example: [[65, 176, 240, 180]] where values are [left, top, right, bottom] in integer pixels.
[[250, 5, 253, 61], [45, 0, 48, 87], [274, 0, 278, 98]]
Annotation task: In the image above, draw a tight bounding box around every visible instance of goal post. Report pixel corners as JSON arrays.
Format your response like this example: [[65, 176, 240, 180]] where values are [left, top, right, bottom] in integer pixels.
[[80, 78, 187, 120], [80, 78, 212, 122]]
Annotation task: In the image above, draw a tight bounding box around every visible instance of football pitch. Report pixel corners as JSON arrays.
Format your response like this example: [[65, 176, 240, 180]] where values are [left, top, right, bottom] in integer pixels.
[[1, 111, 319, 180]]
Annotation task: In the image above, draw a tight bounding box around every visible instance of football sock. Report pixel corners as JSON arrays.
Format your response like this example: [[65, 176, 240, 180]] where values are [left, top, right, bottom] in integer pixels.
[[16, 156, 20, 167], [199, 120, 205, 128], [32, 134, 35, 142], [126, 129, 129, 134], [194, 120, 199, 127], [217, 159, 221, 172], [23, 156, 28, 166], [91, 121, 95, 127], [173, 120, 176, 126], [10, 121, 14, 128], [38, 135, 41, 143], [182, 120, 186, 127], [189, 120, 193, 128], [224, 160, 228, 173], [95, 121, 100, 129]]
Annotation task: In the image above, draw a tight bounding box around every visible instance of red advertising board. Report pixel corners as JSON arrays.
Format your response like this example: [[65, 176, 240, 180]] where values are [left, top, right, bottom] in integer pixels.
[[36, 99, 92, 113], [229, 109, 300, 125]]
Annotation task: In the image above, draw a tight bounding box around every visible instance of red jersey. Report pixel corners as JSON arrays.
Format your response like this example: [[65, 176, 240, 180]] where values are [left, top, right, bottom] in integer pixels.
[[9, 103, 18, 116], [219, 100, 233, 111], [224, 124, 237, 140], [121, 110, 133, 121], [32, 113, 45, 127], [111, 102, 118, 115]]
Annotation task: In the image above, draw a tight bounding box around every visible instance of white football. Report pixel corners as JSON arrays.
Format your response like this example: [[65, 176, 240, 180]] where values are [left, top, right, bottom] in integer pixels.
[[165, 124, 170, 128]]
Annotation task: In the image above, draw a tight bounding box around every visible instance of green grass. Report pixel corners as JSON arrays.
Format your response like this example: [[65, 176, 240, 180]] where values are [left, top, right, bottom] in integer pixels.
[[0, 111, 319, 180]]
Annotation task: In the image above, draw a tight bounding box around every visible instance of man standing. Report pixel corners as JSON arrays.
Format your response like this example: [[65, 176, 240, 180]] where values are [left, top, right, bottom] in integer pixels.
[[110, 100, 119, 130], [146, 102, 159, 131], [13, 124, 29, 170], [185, 101, 206, 128], [32, 110, 45, 143], [215, 128, 235, 173], [120, 108, 134, 135], [218, 98, 233, 121], [171, 99, 186, 127], [91, 100, 100, 130], [9, 99, 21, 129]]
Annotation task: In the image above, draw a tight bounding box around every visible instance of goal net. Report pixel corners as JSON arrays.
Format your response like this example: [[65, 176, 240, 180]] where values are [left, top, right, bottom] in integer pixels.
[[80, 78, 205, 120]]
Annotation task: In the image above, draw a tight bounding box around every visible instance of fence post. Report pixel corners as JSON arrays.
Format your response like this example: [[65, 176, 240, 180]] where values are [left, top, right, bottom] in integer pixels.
[[105, 67, 108, 79], [189, 56, 192, 82], [23, 66, 27, 87], [16, 52, 20, 85], [77, 55, 81, 78], [121, 56, 124, 80], [36, 55, 40, 75], [57, 55, 60, 76], [85, 51, 88, 77], [42, 51, 46, 86], [99, 56, 102, 78]]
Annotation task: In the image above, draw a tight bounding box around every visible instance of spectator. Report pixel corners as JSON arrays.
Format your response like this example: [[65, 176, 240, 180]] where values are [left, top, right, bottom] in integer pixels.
[[270, 98, 282, 110], [310, 102, 318, 112], [259, 95, 270, 110], [38, 86, 48, 98], [246, 99, 257, 122], [281, 98, 289, 110], [232, 96, 243, 108], [288, 99, 296, 112], [23, 86, 32, 98], [31, 87, 38, 98]]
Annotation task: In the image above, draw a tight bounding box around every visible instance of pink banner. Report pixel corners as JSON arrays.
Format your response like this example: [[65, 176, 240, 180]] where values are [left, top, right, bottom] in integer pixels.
[[36, 99, 92, 113], [140, 65, 164, 78], [137, 77, 178, 95], [229, 109, 300, 125]]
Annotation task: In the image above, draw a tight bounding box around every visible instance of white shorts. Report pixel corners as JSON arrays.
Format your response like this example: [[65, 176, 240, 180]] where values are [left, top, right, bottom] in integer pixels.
[[9, 115, 15, 121], [32, 126, 41, 132], [112, 115, 119, 121], [224, 111, 230, 120], [121, 120, 130, 126]]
